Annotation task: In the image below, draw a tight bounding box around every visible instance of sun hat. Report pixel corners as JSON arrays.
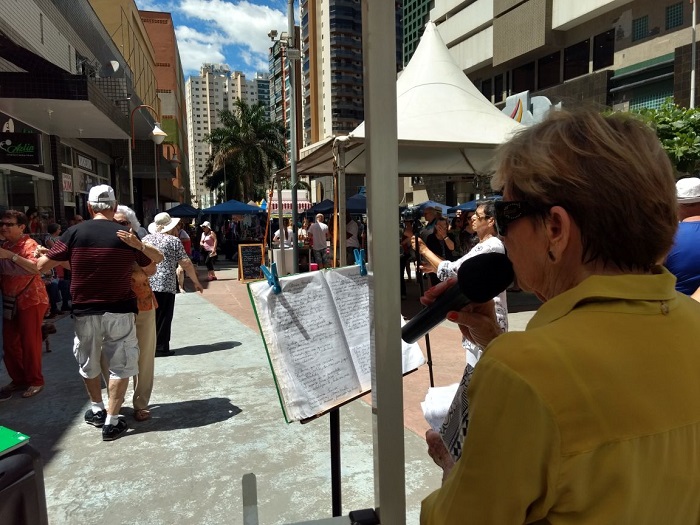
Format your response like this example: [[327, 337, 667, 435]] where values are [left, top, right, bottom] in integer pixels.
[[87, 184, 116, 203], [201, 221, 212, 229], [677, 177, 700, 204], [148, 212, 180, 234]]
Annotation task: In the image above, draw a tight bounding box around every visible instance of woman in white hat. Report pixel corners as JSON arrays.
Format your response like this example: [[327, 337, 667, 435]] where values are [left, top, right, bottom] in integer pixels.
[[142, 213, 203, 360], [199, 221, 218, 281]]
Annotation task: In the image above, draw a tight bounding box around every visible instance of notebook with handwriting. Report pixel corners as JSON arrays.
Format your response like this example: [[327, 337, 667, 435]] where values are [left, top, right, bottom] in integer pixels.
[[248, 266, 424, 422]]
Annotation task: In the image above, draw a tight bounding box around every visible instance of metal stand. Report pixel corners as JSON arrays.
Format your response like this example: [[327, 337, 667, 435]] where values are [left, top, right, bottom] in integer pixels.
[[414, 233, 435, 387], [330, 408, 342, 516]]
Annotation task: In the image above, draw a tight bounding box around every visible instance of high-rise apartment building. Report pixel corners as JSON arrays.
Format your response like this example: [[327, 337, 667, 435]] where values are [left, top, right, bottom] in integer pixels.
[[299, 0, 402, 199], [186, 64, 229, 208], [269, 28, 303, 161], [403, 0, 432, 66], [139, 10, 190, 207], [186, 65, 269, 206], [253, 72, 272, 121], [433, 0, 697, 111]]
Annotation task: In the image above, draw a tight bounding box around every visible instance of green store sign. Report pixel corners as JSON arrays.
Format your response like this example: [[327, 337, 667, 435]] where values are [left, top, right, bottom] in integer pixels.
[[0, 133, 42, 164]]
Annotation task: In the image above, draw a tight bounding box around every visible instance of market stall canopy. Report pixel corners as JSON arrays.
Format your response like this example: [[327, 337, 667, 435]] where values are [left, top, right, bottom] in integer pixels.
[[268, 189, 313, 216], [346, 193, 367, 214], [306, 199, 335, 215], [279, 21, 523, 178], [166, 203, 199, 218], [201, 199, 262, 215], [447, 195, 501, 214]]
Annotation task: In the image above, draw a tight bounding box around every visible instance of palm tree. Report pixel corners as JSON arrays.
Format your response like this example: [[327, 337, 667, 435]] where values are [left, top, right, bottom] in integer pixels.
[[203, 99, 286, 201]]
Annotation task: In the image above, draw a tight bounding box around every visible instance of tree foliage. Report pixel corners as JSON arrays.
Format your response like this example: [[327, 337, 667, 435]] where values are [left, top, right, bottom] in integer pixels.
[[203, 99, 286, 201], [634, 100, 700, 177]]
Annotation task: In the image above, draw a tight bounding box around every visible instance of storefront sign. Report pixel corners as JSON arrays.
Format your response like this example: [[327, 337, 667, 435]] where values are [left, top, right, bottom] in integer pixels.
[[0, 132, 42, 164], [62, 173, 73, 193], [75, 152, 96, 173], [0, 114, 40, 134]]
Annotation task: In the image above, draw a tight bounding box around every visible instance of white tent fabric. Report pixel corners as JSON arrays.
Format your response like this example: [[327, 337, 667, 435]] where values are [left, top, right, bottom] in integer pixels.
[[287, 21, 523, 177]]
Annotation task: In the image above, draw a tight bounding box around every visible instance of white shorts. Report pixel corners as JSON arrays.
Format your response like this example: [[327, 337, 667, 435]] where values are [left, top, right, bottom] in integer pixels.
[[73, 312, 139, 380]]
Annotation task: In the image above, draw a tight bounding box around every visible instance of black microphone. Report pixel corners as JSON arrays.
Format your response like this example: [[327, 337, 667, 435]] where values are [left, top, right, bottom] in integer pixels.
[[401, 252, 514, 344]]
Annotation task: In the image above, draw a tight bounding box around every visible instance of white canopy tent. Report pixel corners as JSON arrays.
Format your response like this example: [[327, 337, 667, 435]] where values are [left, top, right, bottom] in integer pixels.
[[286, 21, 522, 178]]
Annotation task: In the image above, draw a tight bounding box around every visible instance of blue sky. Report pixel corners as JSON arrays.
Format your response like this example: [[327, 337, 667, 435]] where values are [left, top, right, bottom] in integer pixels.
[[135, 0, 290, 78]]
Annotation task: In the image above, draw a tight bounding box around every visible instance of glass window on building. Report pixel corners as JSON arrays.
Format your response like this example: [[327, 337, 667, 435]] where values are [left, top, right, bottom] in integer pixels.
[[481, 78, 493, 101], [666, 2, 683, 30], [494, 74, 504, 102], [629, 83, 674, 111], [593, 30, 615, 70], [538, 52, 560, 90], [564, 40, 590, 81], [632, 15, 649, 42], [512, 62, 535, 93], [0, 172, 54, 231]]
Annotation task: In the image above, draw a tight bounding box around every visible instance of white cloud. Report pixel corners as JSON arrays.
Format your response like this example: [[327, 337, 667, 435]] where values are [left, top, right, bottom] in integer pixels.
[[175, 26, 227, 75], [179, 0, 287, 72], [136, 0, 288, 77]]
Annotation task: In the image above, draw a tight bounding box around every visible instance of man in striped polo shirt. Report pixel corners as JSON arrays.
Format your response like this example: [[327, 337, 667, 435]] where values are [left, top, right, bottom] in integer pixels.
[[38, 185, 155, 441]]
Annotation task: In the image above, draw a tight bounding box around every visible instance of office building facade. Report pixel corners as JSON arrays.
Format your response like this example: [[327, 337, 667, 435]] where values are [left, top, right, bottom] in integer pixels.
[[433, 0, 698, 111], [186, 65, 268, 207], [139, 10, 190, 208]]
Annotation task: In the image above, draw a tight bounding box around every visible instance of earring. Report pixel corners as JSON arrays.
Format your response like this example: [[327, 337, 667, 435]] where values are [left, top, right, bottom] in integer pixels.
[[548, 250, 556, 262]]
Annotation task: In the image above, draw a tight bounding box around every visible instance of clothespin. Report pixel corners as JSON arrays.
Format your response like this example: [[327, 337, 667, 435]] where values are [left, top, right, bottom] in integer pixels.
[[261, 263, 281, 294], [354, 248, 367, 276]]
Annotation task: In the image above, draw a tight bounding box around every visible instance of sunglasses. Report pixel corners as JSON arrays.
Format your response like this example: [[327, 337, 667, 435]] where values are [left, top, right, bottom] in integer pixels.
[[0, 222, 18, 228], [114, 220, 130, 226], [494, 200, 547, 236]]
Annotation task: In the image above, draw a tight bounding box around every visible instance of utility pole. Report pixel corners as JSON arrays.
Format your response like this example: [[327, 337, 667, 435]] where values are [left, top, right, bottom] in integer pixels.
[[288, 0, 300, 273]]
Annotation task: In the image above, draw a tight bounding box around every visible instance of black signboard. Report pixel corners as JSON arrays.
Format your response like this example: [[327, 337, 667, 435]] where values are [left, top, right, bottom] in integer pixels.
[[0, 133, 42, 164], [238, 244, 264, 283]]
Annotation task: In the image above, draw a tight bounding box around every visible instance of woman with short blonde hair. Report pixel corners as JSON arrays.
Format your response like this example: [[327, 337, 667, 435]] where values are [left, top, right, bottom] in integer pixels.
[[421, 109, 700, 524]]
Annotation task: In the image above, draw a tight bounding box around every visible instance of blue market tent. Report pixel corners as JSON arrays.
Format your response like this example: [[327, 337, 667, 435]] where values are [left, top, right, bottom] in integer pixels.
[[201, 199, 262, 215], [166, 203, 200, 218], [305, 195, 367, 216], [447, 195, 502, 214], [306, 199, 335, 215], [346, 193, 367, 214], [447, 200, 477, 214]]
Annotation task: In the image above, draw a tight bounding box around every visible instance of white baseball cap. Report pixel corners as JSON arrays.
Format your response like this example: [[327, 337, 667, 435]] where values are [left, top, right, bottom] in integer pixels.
[[87, 184, 116, 203], [677, 177, 700, 204]]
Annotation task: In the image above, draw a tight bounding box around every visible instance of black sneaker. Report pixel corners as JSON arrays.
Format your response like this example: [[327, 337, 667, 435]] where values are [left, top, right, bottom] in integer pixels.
[[102, 417, 128, 441], [85, 409, 106, 427], [0, 389, 12, 402]]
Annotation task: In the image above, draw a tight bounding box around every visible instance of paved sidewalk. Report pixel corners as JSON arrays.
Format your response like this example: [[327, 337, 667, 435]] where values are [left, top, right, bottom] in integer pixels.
[[0, 269, 441, 524]]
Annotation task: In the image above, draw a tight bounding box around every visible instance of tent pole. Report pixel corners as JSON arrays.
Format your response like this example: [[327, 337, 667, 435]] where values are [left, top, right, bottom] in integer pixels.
[[276, 173, 286, 275], [338, 143, 347, 266]]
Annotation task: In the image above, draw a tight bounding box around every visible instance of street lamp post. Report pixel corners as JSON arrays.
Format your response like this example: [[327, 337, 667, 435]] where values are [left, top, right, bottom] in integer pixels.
[[130, 104, 167, 214], [269, 5, 300, 272]]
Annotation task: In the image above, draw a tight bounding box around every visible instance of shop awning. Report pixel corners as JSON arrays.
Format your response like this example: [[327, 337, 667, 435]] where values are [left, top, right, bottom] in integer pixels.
[[268, 199, 313, 214]]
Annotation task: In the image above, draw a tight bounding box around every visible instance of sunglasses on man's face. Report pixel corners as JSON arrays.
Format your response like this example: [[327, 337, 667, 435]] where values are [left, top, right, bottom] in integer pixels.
[[493, 200, 547, 236]]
